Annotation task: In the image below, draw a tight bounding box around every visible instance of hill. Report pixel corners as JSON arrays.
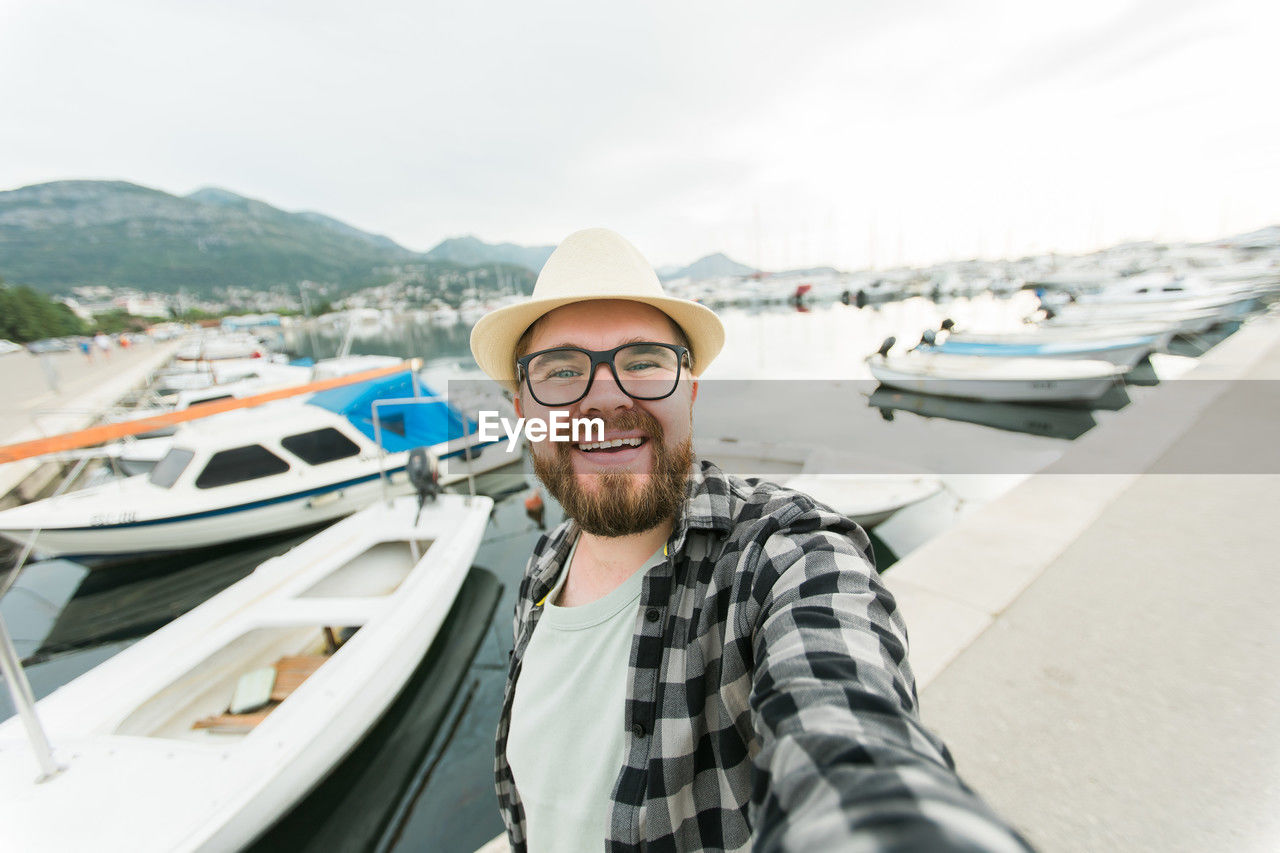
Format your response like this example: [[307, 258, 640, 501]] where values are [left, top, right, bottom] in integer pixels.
[[424, 235, 555, 272], [663, 252, 759, 281], [0, 181, 421, 295]]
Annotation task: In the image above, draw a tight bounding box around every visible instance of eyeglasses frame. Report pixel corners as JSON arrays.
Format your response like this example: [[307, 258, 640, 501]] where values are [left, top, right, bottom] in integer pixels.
[[515, 342, 691, 407]]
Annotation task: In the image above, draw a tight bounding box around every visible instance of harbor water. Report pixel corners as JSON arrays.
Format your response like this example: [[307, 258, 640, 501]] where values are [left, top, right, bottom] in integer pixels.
[[0, 292, 1246, 851]]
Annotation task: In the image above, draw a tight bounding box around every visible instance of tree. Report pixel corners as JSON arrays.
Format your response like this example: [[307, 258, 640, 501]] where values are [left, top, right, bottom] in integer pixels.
[[0, 279, 87, 341]]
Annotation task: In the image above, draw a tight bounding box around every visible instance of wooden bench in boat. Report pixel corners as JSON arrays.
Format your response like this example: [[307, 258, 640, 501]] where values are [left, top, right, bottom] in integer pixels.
[[192, 655, 328, 733]]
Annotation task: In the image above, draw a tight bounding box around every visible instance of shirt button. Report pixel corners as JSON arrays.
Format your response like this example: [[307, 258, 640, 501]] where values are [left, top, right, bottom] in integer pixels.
[[632, 722, 647, 738], [645, 608, 660, 623]]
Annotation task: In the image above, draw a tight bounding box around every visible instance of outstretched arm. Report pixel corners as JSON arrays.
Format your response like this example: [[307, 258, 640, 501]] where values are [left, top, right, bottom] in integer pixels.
[[749, 512, 1031, 851]]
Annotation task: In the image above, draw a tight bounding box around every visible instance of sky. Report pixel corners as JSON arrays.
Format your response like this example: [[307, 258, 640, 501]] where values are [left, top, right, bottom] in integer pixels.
[[1, 0, 1277, 271]]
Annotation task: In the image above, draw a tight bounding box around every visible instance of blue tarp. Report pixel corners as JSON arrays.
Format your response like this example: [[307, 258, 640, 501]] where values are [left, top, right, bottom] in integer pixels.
[[307, 372, 476, 452]]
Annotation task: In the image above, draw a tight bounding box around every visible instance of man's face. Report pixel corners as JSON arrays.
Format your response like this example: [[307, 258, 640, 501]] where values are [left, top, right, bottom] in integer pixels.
[[515, 300, 697, 537]]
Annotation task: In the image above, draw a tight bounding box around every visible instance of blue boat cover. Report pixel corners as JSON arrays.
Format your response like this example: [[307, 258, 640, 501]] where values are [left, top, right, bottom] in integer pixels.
[[306, 372, 477, 452]]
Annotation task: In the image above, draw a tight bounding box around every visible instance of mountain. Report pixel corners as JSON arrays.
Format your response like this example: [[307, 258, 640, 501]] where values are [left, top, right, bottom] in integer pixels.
[[424, 235, 555, 272], [663, 252, 758, 281], [0, 180, 420, 295]]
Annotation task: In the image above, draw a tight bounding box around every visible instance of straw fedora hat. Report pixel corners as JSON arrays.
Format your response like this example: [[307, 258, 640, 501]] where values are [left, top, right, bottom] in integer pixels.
[[469, 227, 725, 389]]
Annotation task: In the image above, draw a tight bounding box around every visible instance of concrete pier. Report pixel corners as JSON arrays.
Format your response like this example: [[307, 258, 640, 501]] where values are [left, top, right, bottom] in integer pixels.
[[886, 313, 1280, 852], [0, 340, 180, 506]]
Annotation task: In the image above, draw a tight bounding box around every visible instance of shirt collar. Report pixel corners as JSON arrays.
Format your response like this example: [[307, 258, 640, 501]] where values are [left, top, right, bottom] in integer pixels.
[[666, 458, 736, 556]]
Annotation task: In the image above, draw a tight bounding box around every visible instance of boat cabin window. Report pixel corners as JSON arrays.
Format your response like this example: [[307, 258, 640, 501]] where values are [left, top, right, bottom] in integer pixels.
[[195, 444, 290, 489], [281, 427, 362, 465], [150, 447, 196, 488]]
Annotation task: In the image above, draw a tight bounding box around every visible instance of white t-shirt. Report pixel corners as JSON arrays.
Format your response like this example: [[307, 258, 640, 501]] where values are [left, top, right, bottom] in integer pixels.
[[506, 537, 663, 853]]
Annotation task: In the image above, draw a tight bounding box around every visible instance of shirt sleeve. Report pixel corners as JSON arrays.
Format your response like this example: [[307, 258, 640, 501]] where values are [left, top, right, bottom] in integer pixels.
[[747, 505, 1032, 852]]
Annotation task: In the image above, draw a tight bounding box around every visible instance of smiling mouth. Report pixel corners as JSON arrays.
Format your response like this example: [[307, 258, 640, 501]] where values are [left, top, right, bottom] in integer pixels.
[[576, 437, 648, 453]]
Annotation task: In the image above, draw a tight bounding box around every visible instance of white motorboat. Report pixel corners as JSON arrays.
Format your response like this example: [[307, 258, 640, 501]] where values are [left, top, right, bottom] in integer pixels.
[[174, 332, 274, 363], [0, 372, 518, 562], [1076, 271, 1261, 306], [920, 333, 1156, 369], [0, 489, 493, 852], [696, 438, 942, 528], [154, 358, 307, 394], [945, 321, 1176, 349], [866, 342, 1126, 404], [106, 356, 411, 476]]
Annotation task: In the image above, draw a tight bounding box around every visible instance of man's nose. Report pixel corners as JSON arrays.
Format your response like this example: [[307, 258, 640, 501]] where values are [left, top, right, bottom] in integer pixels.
[[578, 360, 631, 413]]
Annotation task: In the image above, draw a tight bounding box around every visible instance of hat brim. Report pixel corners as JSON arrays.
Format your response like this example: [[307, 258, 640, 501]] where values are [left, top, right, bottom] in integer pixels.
[[470, 293, 725, 390]]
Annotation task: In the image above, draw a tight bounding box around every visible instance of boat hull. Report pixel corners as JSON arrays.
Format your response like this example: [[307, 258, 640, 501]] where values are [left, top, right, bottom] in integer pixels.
[[0, 437, 518, 562], [867, 354, 1125, 403], [926, 337, 1155, 368], [0, 493, 493, 852]]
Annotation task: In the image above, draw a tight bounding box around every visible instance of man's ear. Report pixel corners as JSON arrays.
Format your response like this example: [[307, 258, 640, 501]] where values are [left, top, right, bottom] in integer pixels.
[[513, 393, 524, 418], [690, 377, 699, 404]]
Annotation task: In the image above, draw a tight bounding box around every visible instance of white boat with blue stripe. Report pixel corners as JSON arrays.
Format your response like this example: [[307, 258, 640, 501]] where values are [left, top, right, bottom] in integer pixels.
[[920, 334, 1157, 368], [0, 371, 518, 563]]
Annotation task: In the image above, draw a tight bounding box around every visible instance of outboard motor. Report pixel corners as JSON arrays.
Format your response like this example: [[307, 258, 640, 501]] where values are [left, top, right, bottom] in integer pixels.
[[940, 318, 955, 332], [920, 329, 937, 346], [406, 447, 440, 510], [876, 336, 896, 358]]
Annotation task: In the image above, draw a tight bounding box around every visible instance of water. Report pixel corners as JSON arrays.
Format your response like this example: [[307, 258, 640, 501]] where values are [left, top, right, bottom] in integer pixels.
[[1, 294, 1234, 851]]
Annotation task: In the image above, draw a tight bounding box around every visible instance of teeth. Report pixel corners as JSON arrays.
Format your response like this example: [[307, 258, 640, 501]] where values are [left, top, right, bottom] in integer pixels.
[[578, 437, 644, 451]]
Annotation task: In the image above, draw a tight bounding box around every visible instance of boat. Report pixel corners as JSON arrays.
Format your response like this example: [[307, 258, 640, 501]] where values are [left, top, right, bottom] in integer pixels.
[[696, 438, 942, 528], [1075, 271, 1262, 306], [104, 356, 411, 476], [941, 320, 1176, 349], [1042, 296, 1249, 335], [866, 339, 1127, 403], [922, 335, 1156, 369], [173, 331, 275, 363], [0, 487, 493, 852], [0, 372, 518, 562]]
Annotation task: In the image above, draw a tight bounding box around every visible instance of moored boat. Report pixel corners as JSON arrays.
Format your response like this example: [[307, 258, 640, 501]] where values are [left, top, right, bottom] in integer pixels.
[[866, 340, 1127, 403], [0, 489, 493, 852], [921, 334, 1156, 369], [0, 372, 518, 562]]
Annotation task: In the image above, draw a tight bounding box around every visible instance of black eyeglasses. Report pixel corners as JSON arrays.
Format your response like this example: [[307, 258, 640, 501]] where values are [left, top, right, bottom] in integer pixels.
[[516, 342, 690, 407]]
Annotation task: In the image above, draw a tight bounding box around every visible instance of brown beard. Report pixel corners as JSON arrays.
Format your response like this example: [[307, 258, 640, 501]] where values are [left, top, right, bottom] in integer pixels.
[[531, 408, 693, 537]]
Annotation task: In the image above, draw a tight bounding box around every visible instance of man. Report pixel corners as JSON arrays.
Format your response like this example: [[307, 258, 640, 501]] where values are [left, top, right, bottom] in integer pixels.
[[470, 228, 1028, 852]]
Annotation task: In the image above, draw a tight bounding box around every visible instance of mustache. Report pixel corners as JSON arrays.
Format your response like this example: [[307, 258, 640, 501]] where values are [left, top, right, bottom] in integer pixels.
[[557, 409, 666, 453]]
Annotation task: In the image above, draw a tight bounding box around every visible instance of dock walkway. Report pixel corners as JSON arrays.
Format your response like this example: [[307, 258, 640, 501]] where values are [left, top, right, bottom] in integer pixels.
[[0, 340, 179, 505], [889, 313, 1280, 851]]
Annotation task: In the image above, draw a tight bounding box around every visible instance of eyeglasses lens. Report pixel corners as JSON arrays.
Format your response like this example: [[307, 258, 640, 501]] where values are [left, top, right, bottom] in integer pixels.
[[526, 344, 682, 405]]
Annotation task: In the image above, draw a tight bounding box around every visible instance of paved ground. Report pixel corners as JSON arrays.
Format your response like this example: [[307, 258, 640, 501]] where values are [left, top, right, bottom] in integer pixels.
[[914, 319, 1280, 852], [0, 340, 179, 502]]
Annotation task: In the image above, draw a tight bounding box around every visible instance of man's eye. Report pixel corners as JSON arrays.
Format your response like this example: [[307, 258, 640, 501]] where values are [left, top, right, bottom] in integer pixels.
[[624, 361, 660, 371], [545, 368, 582, 379]]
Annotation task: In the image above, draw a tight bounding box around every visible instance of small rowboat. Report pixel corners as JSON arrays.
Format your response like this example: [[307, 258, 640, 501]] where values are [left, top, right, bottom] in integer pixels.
[[866, 342, 1126, 404], [0, 489, 492, 852], [920, 334, 1156, 369]]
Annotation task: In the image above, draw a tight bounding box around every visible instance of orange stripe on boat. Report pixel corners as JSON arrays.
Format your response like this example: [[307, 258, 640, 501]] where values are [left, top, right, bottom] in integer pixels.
[[0, 359, 422, 465]]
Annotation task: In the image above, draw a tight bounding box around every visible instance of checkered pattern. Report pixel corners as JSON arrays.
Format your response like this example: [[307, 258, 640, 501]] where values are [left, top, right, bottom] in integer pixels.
[[495, 460, 1030, 852]]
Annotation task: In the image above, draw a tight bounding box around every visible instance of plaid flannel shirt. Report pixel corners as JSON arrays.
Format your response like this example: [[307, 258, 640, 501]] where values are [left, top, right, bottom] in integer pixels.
[[495, 460, 1029, 852]]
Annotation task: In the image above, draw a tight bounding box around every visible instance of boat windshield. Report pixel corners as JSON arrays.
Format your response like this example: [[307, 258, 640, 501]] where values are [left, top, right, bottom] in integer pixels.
[[150, 447, 196, 488]]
